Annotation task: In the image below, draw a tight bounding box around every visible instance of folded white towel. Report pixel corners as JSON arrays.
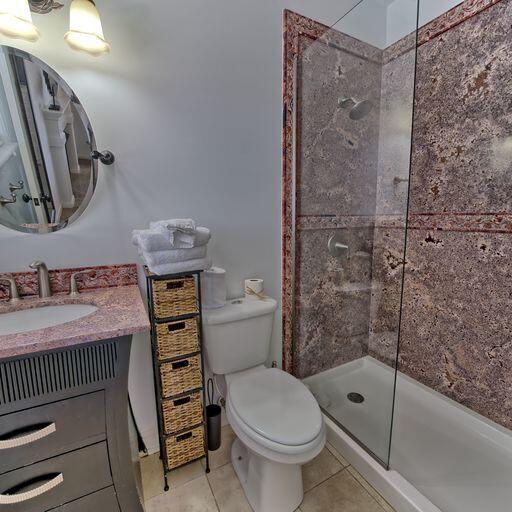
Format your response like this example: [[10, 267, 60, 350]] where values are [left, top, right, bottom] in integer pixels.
[[146, 257, 212, 276], [150, 218, 197, 248], [151, 218, 196, 232], [141, 246, 207, 267], [132, 227, 211, 252]]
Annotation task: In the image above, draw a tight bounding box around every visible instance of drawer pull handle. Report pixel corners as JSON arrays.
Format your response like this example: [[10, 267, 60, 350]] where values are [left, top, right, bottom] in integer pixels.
[[172, 360, 189, 370], [176, 432, 192, 442], [173, 396, 191, 406], [0, 473, 63, 504], [0, 422, 56, 450], [166, 281, 184, 290], [168, 322, 186, 332]]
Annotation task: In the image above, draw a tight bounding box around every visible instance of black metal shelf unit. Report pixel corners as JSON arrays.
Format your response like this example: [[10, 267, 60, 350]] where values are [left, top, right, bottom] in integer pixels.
[[145, 268, 210, 492]]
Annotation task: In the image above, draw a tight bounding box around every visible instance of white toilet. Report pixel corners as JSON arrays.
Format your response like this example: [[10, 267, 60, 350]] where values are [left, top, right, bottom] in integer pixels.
[[202, 297, 325, 512]]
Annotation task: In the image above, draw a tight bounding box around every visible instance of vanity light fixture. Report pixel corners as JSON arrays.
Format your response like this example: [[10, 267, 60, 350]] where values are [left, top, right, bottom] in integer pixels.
[[0, 0, 110, 56], [0, 0, 40, 42], [64, 0, 110, 56]]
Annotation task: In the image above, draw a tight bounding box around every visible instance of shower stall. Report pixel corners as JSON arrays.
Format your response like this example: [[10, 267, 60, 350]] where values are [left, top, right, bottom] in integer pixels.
[[283, 1, 512, 511]]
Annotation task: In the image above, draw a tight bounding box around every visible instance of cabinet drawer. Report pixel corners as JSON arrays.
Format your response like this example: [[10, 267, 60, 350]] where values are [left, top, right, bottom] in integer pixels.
[[162, 392, 203, 434], [0, 442, 112, 512], [51, 486, 119, 512], [0, 392, 105, 474], [155, 318, 199, 360], [152, 276, 198, 319], [160, 354, 202, 398], [164, 426, 205, 470]]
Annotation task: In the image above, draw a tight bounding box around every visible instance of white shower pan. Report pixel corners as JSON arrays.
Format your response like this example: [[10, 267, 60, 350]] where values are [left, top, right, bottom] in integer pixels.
[[305, 356, 512, 512]]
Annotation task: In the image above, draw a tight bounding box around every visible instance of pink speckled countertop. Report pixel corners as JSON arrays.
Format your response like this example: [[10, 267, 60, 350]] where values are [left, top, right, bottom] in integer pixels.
[[0, 285, 150, 359]]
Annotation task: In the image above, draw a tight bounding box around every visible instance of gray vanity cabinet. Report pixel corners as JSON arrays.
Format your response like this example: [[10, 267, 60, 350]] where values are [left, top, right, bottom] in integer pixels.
[[53, 487, 120, 511], [0, 335, 142, 512]]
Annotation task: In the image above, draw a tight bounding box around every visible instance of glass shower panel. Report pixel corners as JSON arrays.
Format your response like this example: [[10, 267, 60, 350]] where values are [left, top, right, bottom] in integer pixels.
[[292, 0, 418, 466]]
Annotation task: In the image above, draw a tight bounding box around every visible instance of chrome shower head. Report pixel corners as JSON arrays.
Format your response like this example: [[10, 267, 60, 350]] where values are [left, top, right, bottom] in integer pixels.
[[338, 97, 373, 120], [349, 99, 373, 120]]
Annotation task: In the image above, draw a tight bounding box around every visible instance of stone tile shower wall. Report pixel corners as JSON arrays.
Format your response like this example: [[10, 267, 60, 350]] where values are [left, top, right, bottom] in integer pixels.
[[284, 0, 512, 431], [399, 0, 512, 431], [293, 27, 382, 378]]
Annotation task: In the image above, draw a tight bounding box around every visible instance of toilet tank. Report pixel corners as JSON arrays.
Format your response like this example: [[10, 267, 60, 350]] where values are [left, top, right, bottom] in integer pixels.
[[202, 297, 278, 374]]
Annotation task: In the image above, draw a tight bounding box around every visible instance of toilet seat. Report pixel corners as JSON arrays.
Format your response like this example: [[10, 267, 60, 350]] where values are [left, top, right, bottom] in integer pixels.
[[226, 367, 325, 464], [229, 367, 323, 446]]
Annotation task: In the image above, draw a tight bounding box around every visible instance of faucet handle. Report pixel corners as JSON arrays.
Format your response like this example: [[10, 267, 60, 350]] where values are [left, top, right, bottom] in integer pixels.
[[0, 277, 21, 302], [69, 270, 95, 296]]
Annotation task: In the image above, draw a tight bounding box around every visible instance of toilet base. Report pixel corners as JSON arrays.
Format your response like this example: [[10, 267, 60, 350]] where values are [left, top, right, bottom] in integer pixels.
[[231, 437, 303, 512]]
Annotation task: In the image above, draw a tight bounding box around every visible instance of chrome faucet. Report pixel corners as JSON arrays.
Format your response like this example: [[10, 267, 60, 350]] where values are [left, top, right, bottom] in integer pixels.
[[69, 269, 94, 296], [29, 261, 52, 298], [0, 277, 20, 302]]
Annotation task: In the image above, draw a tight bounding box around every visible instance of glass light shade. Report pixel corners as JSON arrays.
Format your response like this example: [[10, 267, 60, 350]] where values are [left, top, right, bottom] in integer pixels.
[[0, 0, 40, 42], [64, 0, 110, 56]]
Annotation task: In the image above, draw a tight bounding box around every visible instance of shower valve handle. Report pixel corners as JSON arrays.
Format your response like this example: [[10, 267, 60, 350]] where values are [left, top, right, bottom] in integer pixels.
[[328, 235, 349, 258]]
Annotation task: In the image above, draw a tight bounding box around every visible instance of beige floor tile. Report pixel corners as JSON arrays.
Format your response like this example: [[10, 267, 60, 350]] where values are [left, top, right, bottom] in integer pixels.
[[347, 466, 395, 512], [144, 475, 219, 512], [203, 424, 236, 470], [325, 442, 350, 468], [141, 453, 166, 501], [300, 470, 384, 512], [141, 453, 204, 501], [207, 463, 251, 512], [302, 447, 344, 492]]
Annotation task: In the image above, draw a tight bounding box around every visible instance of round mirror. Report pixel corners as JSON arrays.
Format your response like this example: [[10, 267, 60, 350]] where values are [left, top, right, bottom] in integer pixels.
[[0, 46, 98, 234]]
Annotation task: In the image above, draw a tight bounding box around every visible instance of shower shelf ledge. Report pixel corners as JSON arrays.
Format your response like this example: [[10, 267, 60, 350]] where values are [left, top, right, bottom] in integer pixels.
[[335, 282, 376, 294]]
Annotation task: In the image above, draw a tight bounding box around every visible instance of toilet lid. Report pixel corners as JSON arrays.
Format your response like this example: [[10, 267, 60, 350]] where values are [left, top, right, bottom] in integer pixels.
[[229, 368, 323, 446]]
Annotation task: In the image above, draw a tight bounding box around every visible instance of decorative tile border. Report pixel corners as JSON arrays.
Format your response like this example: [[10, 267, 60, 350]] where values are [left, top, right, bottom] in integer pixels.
[[282, 10, 329, 373], [0, 263, 138, 301], [408, 212, 512, 233], [298, 213, 512, 234], [297, 214, 406, 231], [417, 0, 504, 46]]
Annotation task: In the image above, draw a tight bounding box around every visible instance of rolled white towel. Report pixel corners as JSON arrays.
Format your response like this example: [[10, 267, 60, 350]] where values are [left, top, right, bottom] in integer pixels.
[[132, 227, 211, 252], [150, 218, 197, 247], [142, 246, 207, 267], [147, 257, 212, 276]]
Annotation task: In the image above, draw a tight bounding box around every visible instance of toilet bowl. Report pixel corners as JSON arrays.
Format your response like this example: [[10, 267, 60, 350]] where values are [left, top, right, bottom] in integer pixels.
[[226, 366, 325, 512], [202, 297, 325, 512]]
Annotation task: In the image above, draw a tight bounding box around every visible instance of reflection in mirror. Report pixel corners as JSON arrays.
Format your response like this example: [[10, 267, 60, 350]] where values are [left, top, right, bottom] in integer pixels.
[[0, 46, 97, 234]]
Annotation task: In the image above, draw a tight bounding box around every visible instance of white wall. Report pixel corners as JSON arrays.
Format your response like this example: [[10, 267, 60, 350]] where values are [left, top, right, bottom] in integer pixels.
[[0, 0, 458, 453], [0, 0, 361, 453], [387, 0, 463, 45]]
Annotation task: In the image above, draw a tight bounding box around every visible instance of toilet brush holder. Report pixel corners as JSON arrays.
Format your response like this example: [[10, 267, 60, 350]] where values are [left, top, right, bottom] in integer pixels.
[[206, 379, 222, 451]]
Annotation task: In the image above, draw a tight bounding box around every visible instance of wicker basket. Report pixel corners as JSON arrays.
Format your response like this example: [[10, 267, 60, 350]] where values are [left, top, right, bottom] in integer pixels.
[[162, 392, 203, 434], [156, 318, 199, 360], [152, 276, 198, 319], [164, 425, 205, 470], [160, 354, 202, 398]]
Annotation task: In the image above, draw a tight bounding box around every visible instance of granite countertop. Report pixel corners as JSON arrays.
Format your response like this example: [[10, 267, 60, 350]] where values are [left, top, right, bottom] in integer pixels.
[[0, 285, 150, 359]]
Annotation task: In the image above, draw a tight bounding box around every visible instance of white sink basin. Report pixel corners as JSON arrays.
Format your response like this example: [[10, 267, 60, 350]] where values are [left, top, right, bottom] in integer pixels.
[[0, 304, 98, 335]]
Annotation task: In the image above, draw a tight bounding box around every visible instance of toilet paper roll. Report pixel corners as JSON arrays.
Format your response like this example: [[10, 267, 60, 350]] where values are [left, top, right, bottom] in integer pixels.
[[202, 267, 227, 309], [245, 278, 264, 299]]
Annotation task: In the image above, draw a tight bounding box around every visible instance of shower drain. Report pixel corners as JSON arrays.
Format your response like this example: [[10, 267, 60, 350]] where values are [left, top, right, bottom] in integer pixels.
[[347, 392, 365, 404]]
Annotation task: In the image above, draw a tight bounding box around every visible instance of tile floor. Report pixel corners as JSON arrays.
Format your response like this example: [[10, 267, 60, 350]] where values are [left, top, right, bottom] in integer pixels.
[[141, 425, 395, 512]]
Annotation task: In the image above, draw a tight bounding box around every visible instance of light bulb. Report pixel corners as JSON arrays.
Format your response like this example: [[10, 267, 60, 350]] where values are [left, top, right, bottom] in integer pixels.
[[64, 0, 110, 56], [0, 0, 40, 42]]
